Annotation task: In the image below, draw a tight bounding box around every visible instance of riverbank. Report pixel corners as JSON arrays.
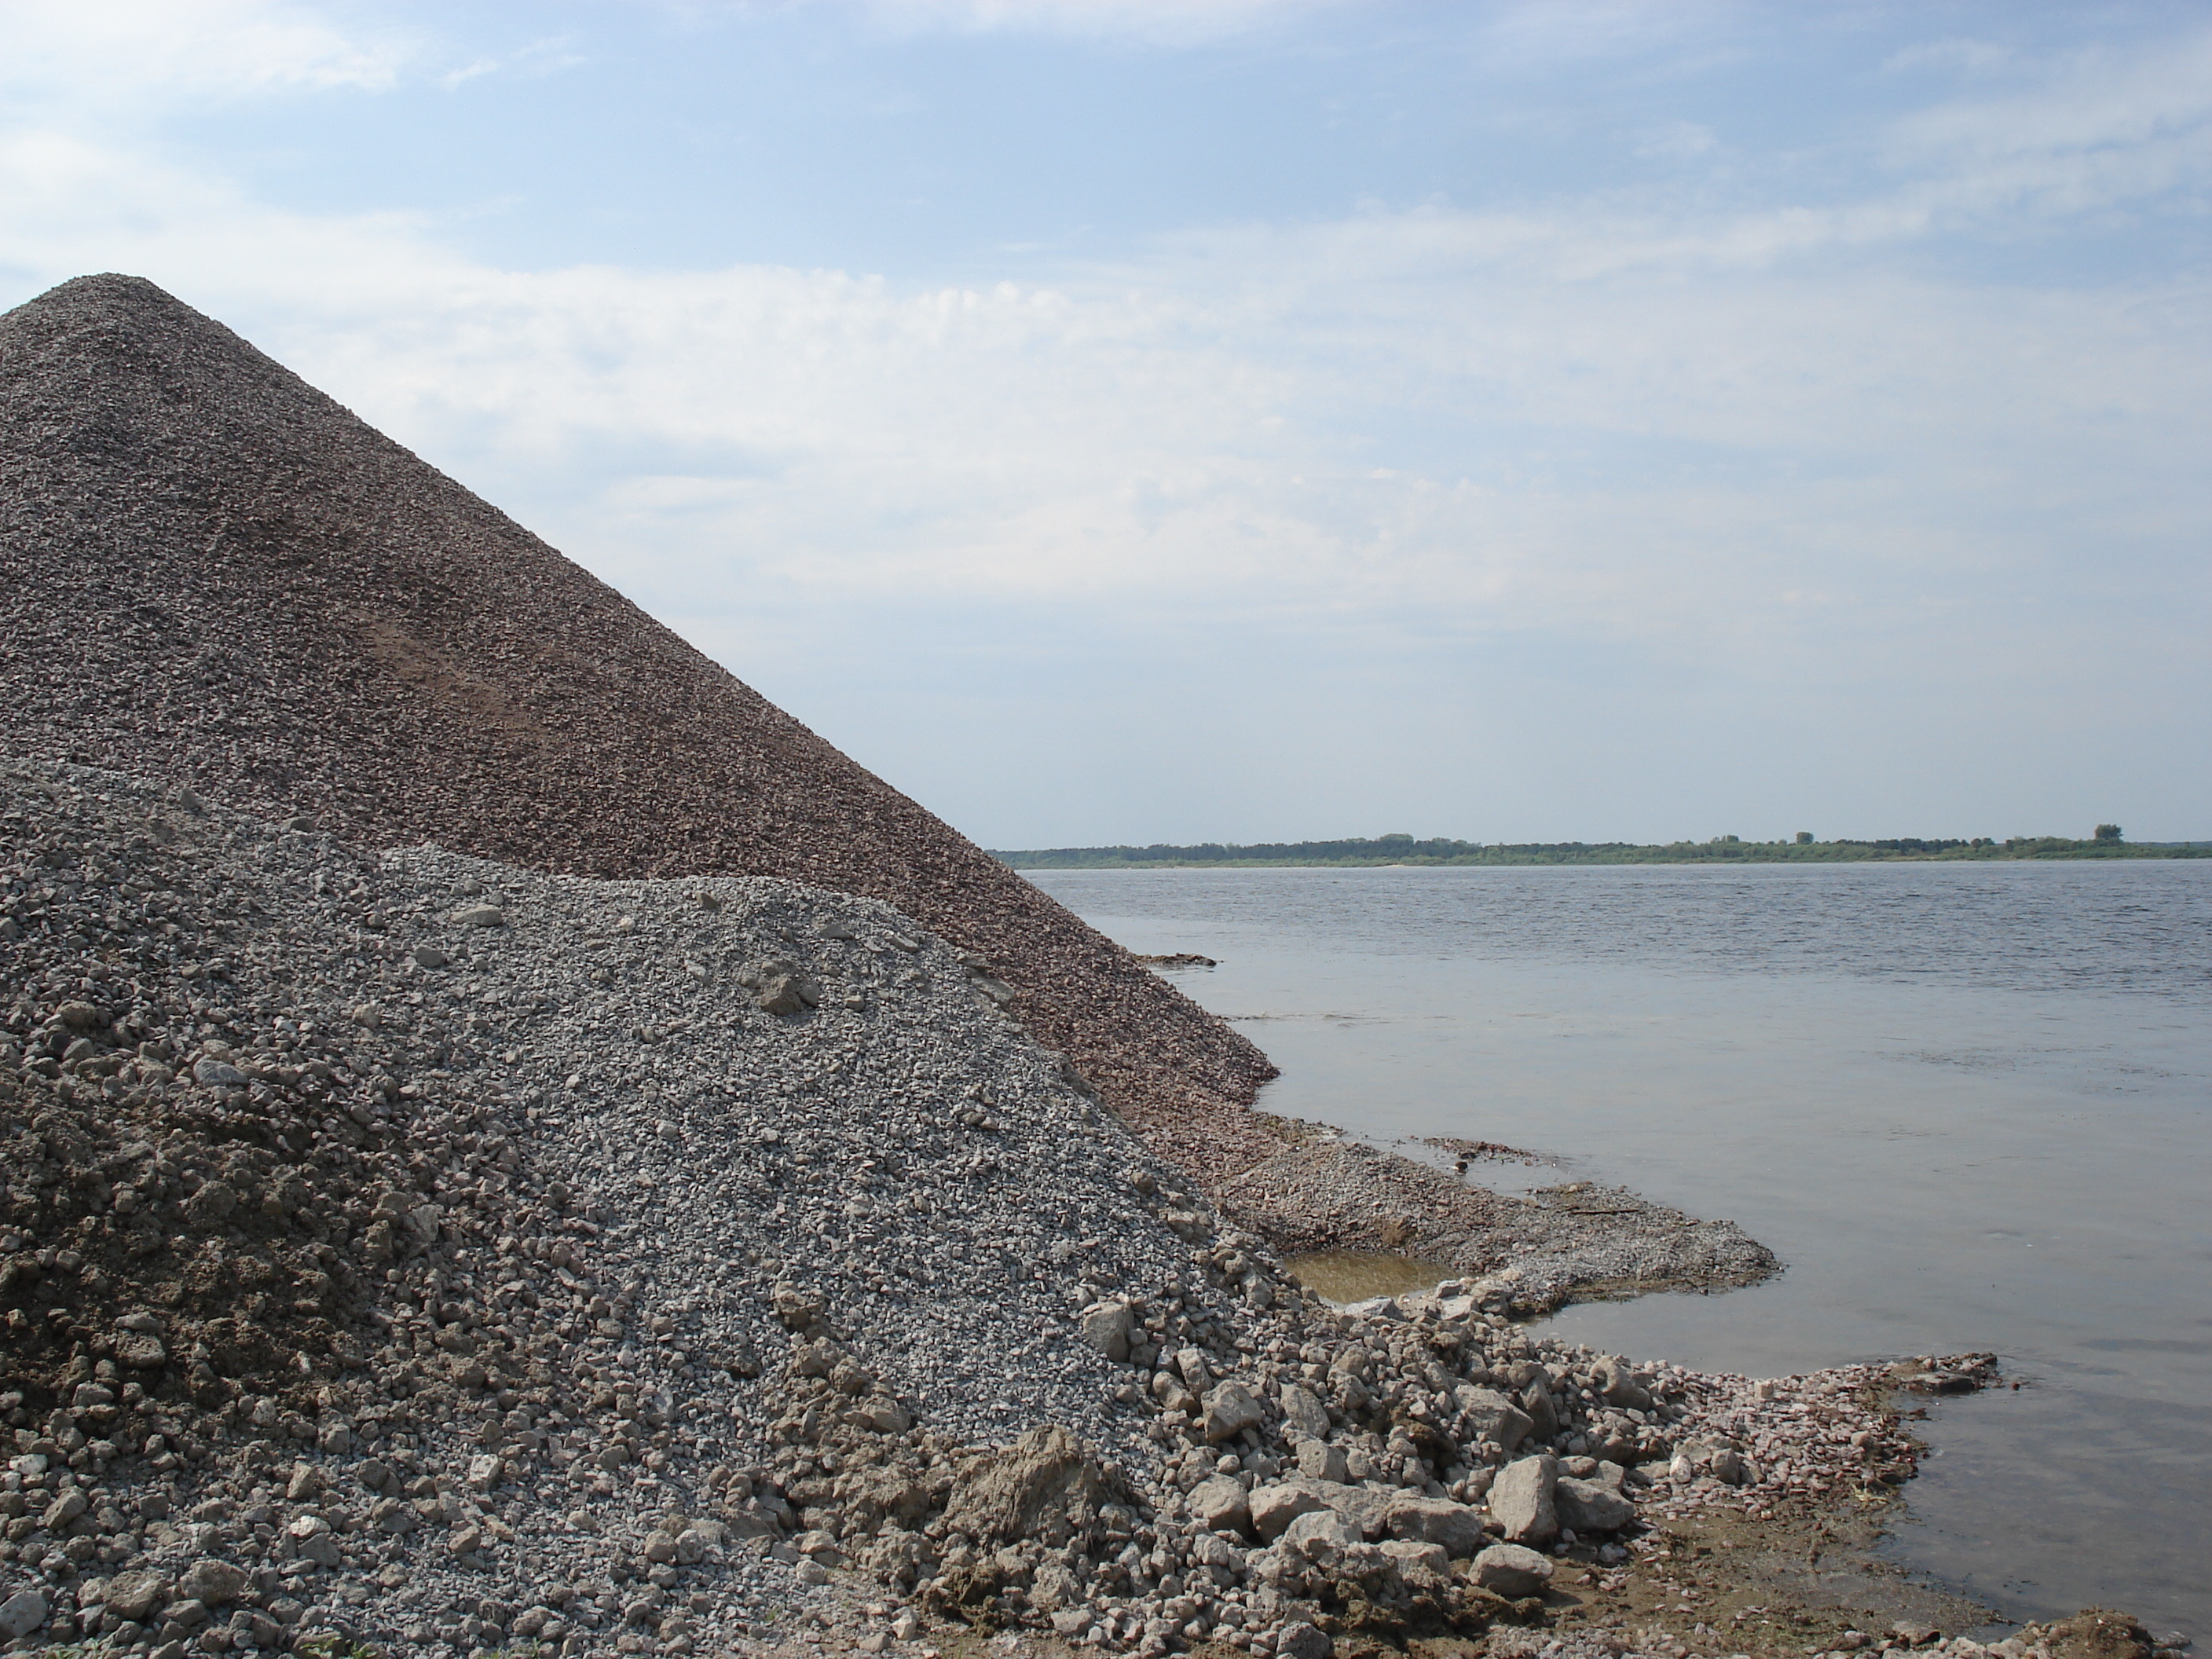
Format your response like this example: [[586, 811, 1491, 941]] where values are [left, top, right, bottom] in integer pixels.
[[2, 762, 2183, 1659], [991, 840, 2205, 871]]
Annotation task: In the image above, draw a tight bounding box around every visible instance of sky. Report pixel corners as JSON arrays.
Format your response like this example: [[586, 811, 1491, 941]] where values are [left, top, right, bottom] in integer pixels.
[[2, 1, 2207, 848]]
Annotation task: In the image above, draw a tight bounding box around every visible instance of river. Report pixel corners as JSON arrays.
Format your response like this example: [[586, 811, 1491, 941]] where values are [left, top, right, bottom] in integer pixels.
[[1028, 860, 2212, 1639]]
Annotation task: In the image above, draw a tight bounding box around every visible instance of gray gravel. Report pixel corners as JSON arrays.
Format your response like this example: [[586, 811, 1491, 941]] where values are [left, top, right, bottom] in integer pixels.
[[1, 764, 2025, 1659], [0, 271, 1280, 1214]]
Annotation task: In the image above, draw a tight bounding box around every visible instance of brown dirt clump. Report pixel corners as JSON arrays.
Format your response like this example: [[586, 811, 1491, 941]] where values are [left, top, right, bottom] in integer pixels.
[[0, 273, 1278, 1190]]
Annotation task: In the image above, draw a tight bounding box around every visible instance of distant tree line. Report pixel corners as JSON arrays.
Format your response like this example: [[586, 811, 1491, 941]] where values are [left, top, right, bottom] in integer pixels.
[[990, 826, 2205, 870]]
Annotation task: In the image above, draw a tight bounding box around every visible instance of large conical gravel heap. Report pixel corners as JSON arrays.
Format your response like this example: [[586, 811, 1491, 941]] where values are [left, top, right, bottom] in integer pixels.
[[0, 273, 1279, 1180]]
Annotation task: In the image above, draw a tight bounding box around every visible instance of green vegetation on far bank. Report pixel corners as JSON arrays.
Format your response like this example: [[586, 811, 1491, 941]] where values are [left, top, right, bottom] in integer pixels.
[[991, 826, 2210, 870]]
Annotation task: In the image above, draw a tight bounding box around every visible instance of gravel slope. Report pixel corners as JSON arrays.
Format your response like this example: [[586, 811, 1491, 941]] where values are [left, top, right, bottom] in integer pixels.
[[0, 764, 2049, 1659], [0, 273, 1278, 1195]]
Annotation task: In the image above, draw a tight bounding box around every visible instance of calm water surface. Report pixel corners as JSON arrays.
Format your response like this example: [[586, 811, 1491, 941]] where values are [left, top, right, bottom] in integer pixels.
[[1030, 862, 2212, 1638]]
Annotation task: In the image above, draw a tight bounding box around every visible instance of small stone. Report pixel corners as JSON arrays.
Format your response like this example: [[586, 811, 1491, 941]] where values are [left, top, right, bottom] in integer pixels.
[[175, 1559, 248, 1606], [103, 1571, 171, 1624], [412, 944, 450, 969], [192, 1057, 247, 1088], [467, 1453, 504, 1491], [450, 1524, 485, 1556], [452, 903, 505, 927], [1277, 1620, 1334, 1659], [1470, 1542, 1555, 1598], [794, 1558, 830, 1585]]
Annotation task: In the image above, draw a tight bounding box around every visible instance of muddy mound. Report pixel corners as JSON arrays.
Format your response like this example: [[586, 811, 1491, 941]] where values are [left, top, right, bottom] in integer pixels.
[[0, 273, 1277, 1185], [1221, 1141, 1778, 1313]]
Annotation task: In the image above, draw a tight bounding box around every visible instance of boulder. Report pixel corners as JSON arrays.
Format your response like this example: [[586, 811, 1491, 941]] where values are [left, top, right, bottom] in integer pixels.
[[1079, 1302, 1133, 1361], [0, 1589, 46, 1641], [102, 1572, 171, 1624], [1470, 1542, 1555, 1598], [1279, 1384, 1331, 1439], [1383, 1493, 1487, 1558], [1249, 1482, 1329, 1543], [1203, 1381, 1266, 1444], [1295, 1440, 1348, 1483], [1029, 1562, 1084, 1613], [1380, 1538, 1451, 1580], [1555, 1477, 1635, 1534], [1175, 1347, 1214, 1393], [1456, 1386, 1534, 1456], [1594, 1357, 1653, 1412], [1489, 1454, 1558, 1547], [1187, 1476, 1251, 1536], [1281, 1508, 1361, 1560], [1287, 1476, 1392, 1540], [1518, 1381, 1560, 1441]]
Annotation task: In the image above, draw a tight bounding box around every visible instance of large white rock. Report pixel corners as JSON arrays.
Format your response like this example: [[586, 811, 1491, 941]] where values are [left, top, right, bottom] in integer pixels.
[[1079, 1302, 1133, 1361], [1488, 1453, 1558, 1547], [1279, 1383, 1331, 1439], [1203, 1381, 1267, 1444], [1555, 1476, 1635, 1533], [1249, 1482, 1329, 1542], [1456, 1386, 1535, 1455], [1470, 1541, 1555, 1598], [1188, 1475, 1252, 1536], [1383, 1493, 1488, 1558], [1281, 1508, 1361, 1560]]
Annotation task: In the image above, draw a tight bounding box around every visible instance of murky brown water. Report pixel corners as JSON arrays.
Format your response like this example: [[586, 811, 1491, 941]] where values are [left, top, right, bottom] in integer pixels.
[[1281, 1249, 1451, 1304]]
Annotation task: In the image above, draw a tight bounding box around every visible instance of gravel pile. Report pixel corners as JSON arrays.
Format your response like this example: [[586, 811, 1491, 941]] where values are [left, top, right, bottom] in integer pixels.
[[0, 273, 1789, 1296], [0, 273, 1277, 1201], [0, 763, 1988, 1659]]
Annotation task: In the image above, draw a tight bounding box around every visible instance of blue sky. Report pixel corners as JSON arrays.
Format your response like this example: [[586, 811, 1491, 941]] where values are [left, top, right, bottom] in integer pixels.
[[4, 1, 2207, 844]]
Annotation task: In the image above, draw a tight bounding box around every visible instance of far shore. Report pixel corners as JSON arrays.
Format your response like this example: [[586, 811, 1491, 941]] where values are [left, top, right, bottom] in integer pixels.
[[997, 836, 2208, 870]]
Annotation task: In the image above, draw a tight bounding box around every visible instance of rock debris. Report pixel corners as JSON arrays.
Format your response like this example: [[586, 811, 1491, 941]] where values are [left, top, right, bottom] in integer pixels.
[[0, 764, 2115, 1659]]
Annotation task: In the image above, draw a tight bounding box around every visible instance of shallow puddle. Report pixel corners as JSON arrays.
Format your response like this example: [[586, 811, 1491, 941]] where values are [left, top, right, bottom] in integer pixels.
[[1283, 1249, 1452, 1304]]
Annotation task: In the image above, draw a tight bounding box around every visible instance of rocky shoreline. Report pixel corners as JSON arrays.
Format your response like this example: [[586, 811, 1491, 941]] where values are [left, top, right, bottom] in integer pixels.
[[1, 762, 2190, 1659]]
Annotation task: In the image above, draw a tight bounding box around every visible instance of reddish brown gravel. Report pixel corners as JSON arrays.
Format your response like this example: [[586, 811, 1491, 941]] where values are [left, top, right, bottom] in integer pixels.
[[0, 273, 1283, 1185]]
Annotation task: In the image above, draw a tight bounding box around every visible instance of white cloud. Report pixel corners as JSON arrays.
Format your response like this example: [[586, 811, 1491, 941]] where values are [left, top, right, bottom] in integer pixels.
[[848, 0, 1345, 48], [1, 2, 2207, 838], [0, 0, 419, 112]]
